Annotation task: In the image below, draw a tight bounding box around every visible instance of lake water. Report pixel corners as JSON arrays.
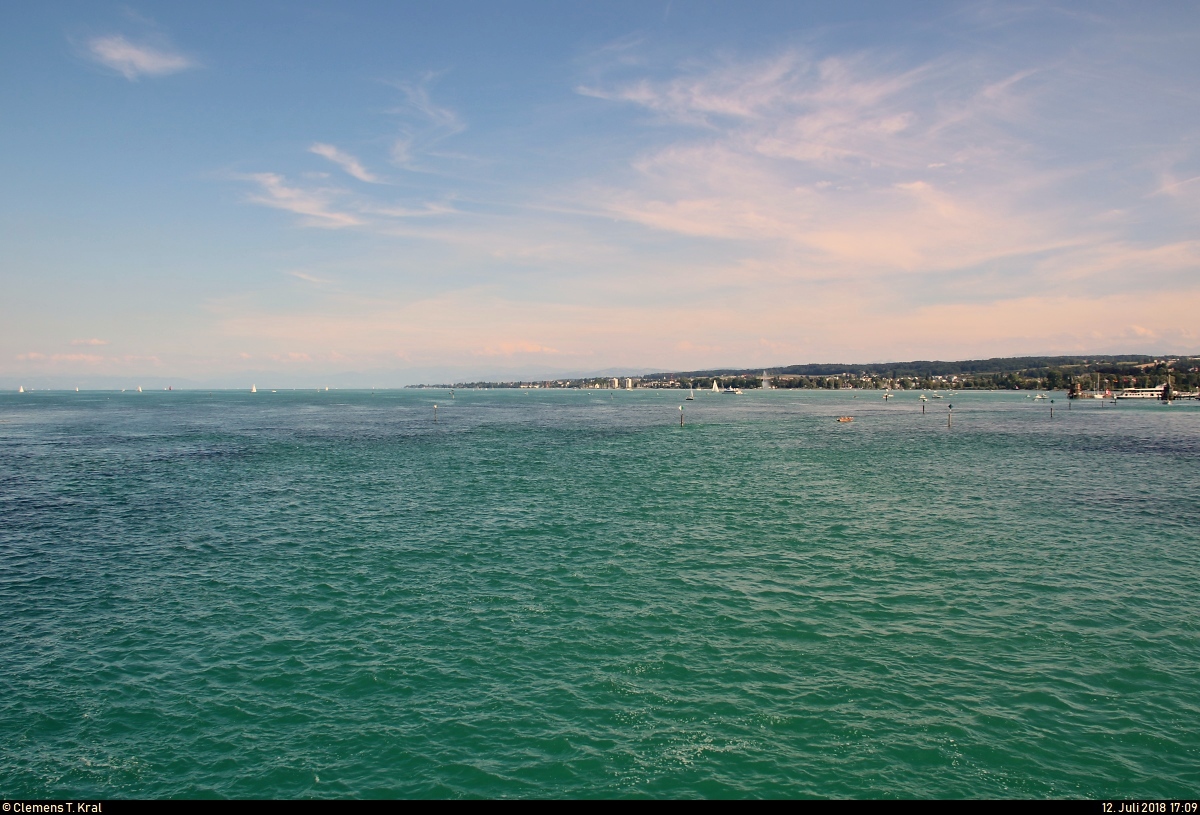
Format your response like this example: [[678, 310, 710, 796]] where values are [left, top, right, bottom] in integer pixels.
[[1, 389, 1197, 798]]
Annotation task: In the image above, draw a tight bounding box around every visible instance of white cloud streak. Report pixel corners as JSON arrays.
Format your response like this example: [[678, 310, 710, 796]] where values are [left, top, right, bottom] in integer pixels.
[[576, 50, 1093, 279], [242, 173, 361, 228], [288, 270, 333, 285], [86, 35, 195, 80], [310, 143, 381, 183], [391, 77, 464, 133]]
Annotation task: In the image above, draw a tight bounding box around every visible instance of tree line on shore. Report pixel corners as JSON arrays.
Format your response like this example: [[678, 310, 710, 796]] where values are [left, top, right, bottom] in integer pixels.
[[651, 356, 1200, 392], [413, 355, 1200, 391]]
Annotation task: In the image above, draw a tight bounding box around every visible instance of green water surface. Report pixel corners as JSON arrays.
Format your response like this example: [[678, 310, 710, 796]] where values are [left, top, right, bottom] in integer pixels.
[[1, 389, 1197, 797]]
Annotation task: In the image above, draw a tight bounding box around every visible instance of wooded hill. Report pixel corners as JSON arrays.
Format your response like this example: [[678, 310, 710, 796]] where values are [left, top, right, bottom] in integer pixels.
[[644, 355, 1192, 381]]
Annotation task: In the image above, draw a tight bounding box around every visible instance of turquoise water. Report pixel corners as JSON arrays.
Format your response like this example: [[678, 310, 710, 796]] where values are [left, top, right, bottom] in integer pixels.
[[1, 389, 1197, 798]]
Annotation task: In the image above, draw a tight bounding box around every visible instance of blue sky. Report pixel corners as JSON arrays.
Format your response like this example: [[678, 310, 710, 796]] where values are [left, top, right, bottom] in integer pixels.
[[3, 2, 1199, 386]]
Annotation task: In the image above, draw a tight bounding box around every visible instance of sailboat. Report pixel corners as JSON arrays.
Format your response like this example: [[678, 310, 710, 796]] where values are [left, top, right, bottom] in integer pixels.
[[712, 380, 720, 393], [686, 388, 694, 401], [18, 386, 24, 393], [137, 386, 142, 393], [251, 384, 257, 393]]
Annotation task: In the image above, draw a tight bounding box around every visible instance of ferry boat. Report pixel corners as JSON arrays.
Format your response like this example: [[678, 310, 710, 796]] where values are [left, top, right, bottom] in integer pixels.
[[1115, 387, 1165, 400]]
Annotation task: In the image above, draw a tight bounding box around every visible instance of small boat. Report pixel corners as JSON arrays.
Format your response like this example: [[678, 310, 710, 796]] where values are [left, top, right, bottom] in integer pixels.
[[722, 386, 743, 395], [919, 394, 927, 402], [882, 392, 892, 400], [1035, 393, 1047, 400], [837, 416, 854, 423]]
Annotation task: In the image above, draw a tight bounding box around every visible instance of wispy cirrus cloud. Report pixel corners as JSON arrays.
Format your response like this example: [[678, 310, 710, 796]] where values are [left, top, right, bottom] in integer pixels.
[[389, 75, 464, 134], [237, 172, 460, 229], [86, 35, 195, 80], [288, 270, 333, 285], [382, 75, 468, 170], [575, 48, 1094, 280], [310, 143, 381, 183], [242, 173, 361, 228], [71, 338, 108, 346]]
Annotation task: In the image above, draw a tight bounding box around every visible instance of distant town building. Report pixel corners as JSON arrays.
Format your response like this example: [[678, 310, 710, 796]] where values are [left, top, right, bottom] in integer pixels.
[[611, 377, 620, 389], [625, 378, 633, 390]]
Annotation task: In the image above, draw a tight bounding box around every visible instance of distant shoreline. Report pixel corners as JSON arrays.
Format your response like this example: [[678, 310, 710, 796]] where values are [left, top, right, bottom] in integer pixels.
[[410, 354, 1199, 392]]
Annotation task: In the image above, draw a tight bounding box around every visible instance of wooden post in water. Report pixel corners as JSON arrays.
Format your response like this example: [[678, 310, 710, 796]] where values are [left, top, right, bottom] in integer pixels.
[[948, 404, 952, 428], [434, 404, 438, 423], [679, 405, 684, 427], [922, 403, 925, 415]]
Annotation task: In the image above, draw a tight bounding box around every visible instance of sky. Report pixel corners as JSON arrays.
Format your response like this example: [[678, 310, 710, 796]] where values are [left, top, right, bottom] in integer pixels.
[[2, 1, 1199, 387]]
